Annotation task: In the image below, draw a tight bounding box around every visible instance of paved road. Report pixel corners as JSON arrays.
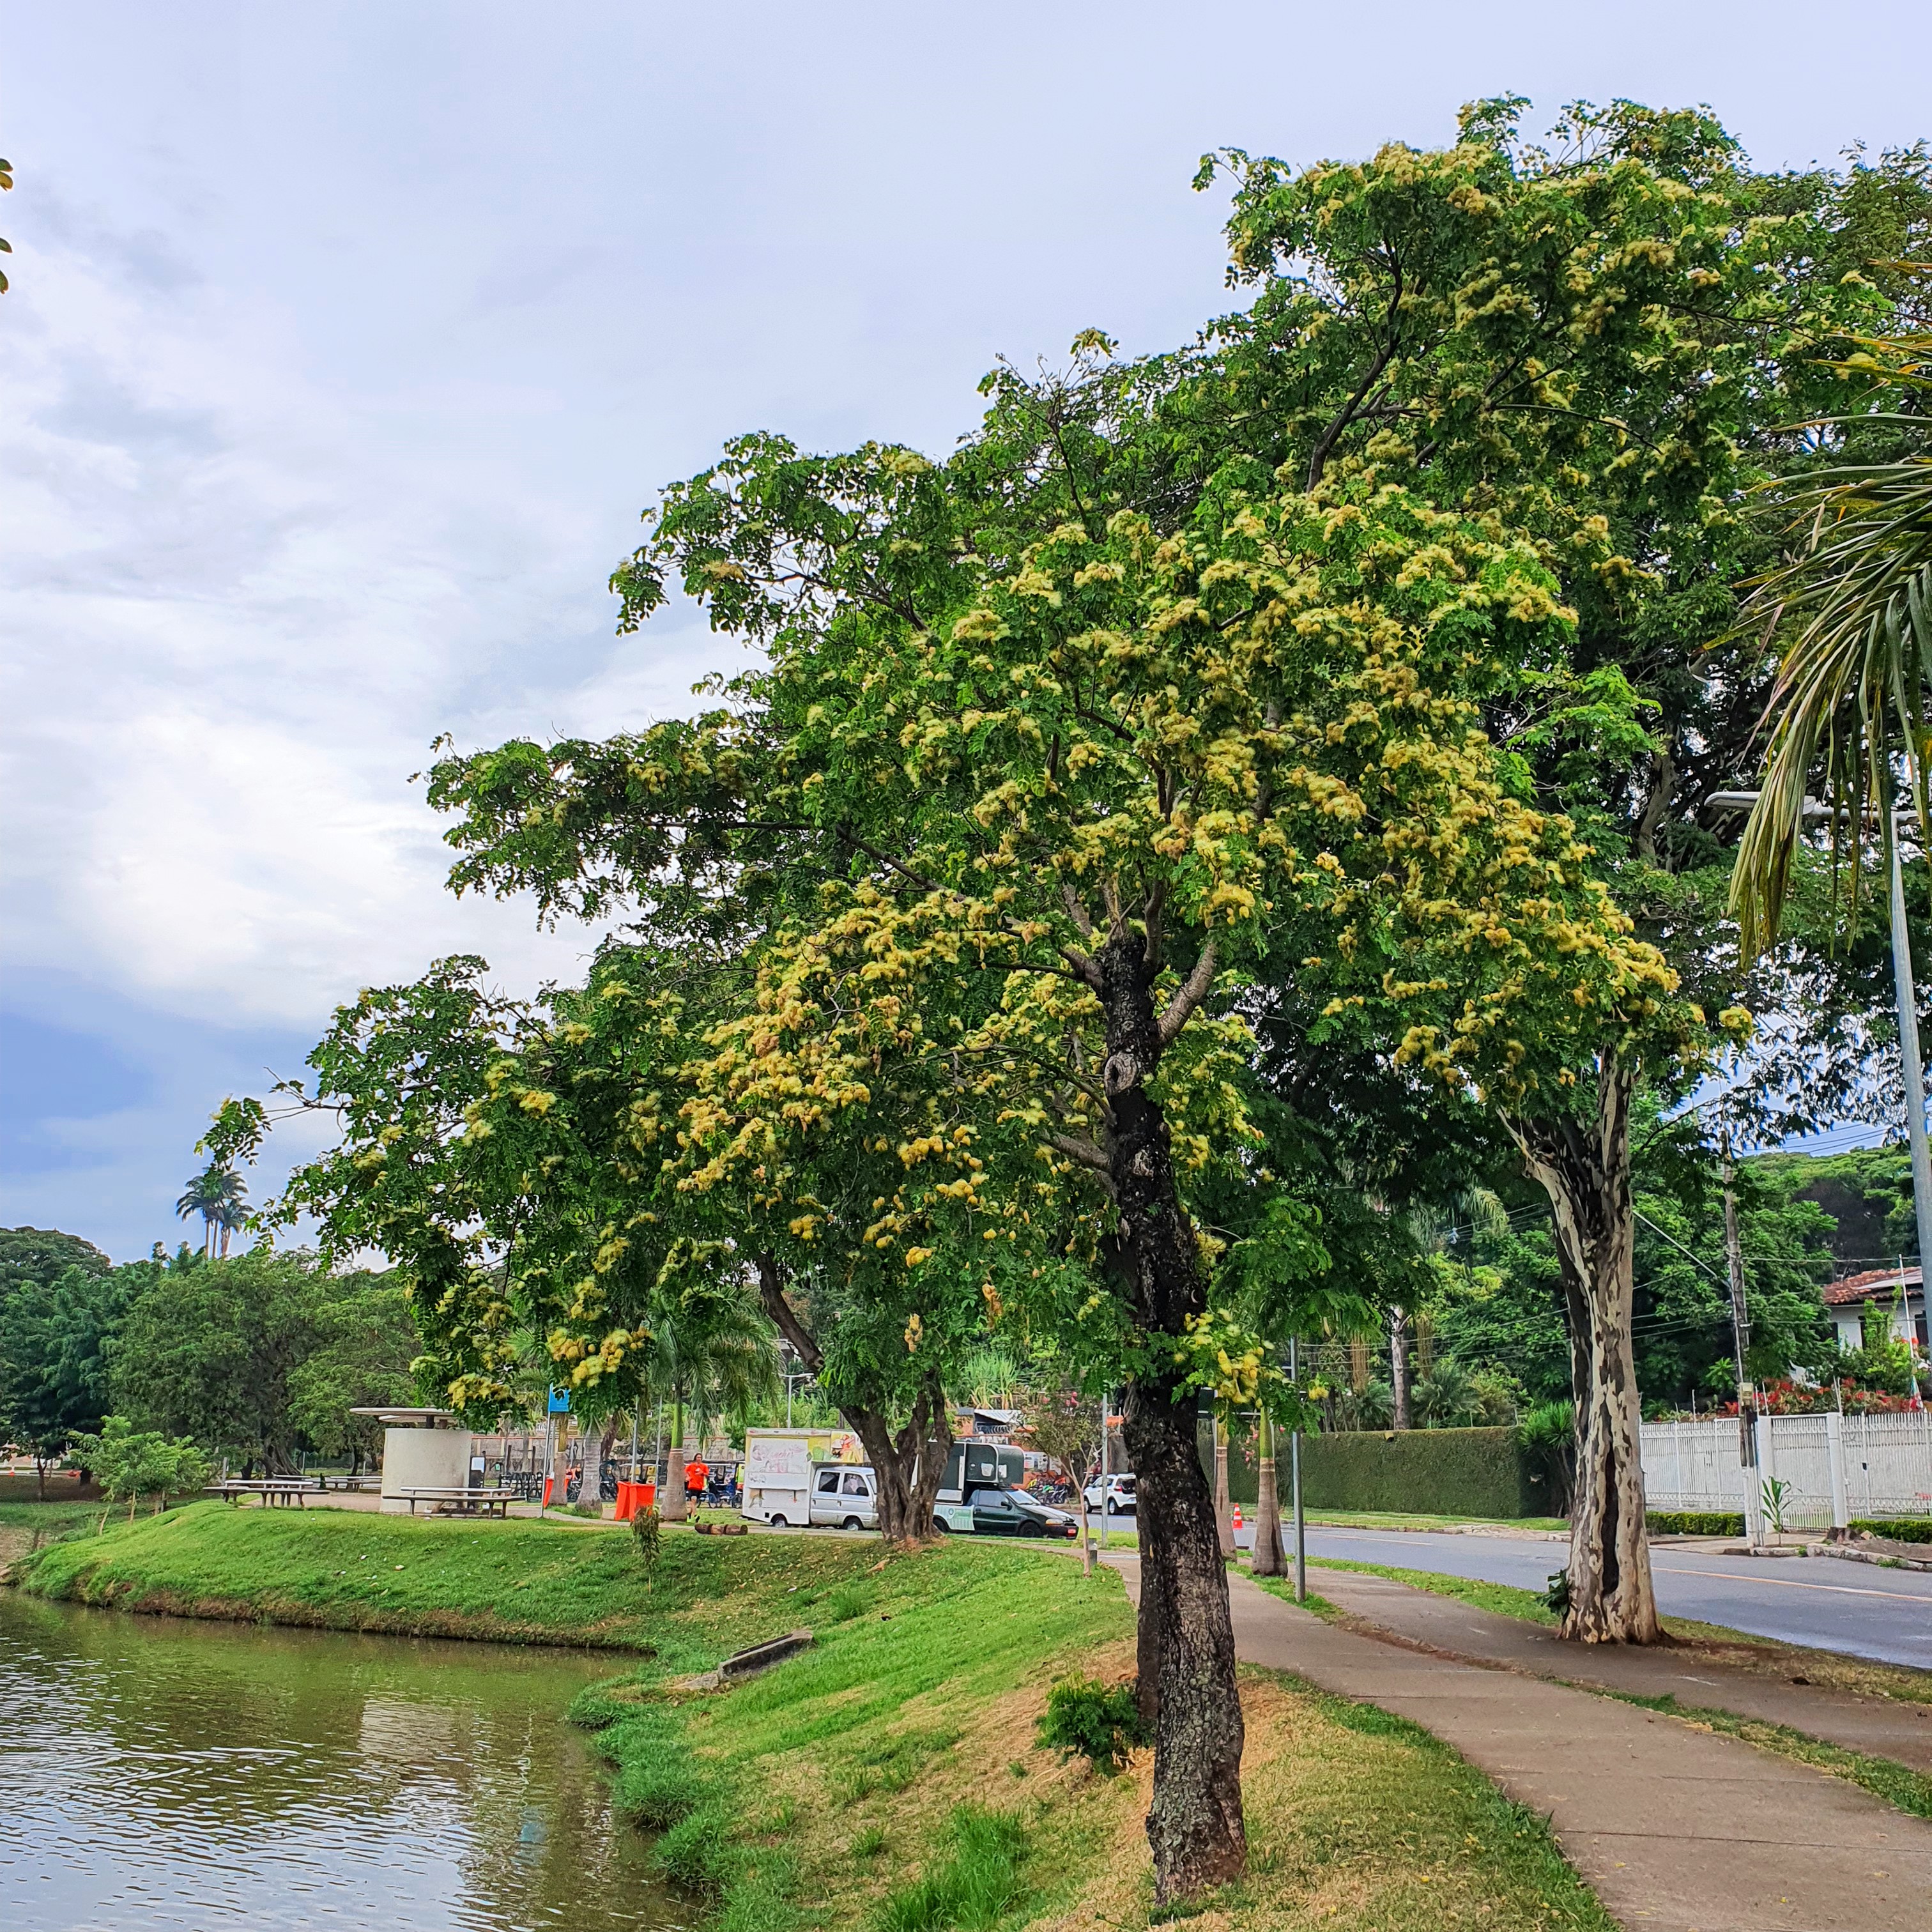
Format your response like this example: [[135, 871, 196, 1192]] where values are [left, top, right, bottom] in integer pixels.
[[1290, 1526, 1932, 1670]]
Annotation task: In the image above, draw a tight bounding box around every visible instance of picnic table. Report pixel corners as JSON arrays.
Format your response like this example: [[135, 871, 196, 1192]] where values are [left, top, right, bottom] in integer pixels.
[[394, 1485, 513, 1518], [206, 1479, 322, 1507]]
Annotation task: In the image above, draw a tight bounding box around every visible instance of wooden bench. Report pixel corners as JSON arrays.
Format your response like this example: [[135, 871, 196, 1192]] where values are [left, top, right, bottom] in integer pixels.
[[206, 1480, 321, 1507], [394, 1485, 513, 1518]]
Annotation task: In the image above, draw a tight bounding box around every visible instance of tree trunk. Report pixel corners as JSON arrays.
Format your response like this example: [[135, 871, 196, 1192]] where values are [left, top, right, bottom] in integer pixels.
[[1389, 1305, 1411, 1429], [579, 1417, 618, 1514], [661, 1393, 687, 1521], [1249, 1411, 1284, 1577], [1212, 1428, 1234, 1558], [749, 1252, 951, 1545], [843, 1379, 951, 1544], [1098, 930, 1245, 1903], [1510, 1061, 1662, 1645]]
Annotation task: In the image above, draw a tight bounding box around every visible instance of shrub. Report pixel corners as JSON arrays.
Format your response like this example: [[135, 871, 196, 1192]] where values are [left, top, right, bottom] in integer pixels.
[[1289, 1424, 1544, 1518], [1647, 1510, 1744, 1537], [1036, 1675, 1148, 1773], [1851, 1516, 1932, 1544], [631, 1505, 661, 1565]]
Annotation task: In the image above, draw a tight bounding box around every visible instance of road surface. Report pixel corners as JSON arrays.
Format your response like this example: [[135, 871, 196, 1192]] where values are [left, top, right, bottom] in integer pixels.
[[1285, 1525, 1932, 1670]]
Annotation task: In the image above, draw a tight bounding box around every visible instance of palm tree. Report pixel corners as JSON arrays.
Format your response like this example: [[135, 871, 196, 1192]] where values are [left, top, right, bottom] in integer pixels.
[[1731, 326, 1932, 953], [636, 1275, 778, 1521], [174, 1167, 248, 1259]]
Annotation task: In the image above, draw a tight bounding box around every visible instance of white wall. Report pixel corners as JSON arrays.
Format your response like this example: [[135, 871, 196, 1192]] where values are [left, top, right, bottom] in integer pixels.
[[378, 1427, 470, 1512]]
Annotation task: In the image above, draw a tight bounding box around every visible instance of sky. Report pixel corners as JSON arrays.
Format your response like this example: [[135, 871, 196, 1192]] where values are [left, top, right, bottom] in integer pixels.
[[3, 3, 1927, 1262]]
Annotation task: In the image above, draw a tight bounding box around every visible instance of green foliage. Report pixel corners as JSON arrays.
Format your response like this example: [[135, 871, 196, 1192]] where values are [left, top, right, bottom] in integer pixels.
[[69, 1416, 205, 1517], [1836, 1338, 1921, 1397], [630, 1503, 661, 1565], [1035, 1675, 1149, 1773], [1647, 1510, 1745, 1536], [1296, 1425, 1542, 1519], [874, 1805, 1030, 1932], [174, 1166, 250, 1259], [1853, 1516, 1932, 1543], [1761, 1476, 1794, 1535], [111, 1248, 415, 1471], [0, 1227, 112, 1298], [0, 1258, 132, 1462]]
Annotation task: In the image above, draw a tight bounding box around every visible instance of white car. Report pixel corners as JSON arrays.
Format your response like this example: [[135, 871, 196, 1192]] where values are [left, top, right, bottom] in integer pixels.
[[1082, 1473, 1137, 1515], [808, 1464, 879, 1530]]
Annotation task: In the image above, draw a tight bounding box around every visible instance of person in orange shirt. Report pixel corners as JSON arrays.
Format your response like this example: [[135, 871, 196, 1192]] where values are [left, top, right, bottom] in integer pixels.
[[684, 1456, 709, 1501]]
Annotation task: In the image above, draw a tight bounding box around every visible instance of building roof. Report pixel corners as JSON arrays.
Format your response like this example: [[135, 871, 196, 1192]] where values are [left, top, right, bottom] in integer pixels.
[[1823, 1266, 1924, 1307]]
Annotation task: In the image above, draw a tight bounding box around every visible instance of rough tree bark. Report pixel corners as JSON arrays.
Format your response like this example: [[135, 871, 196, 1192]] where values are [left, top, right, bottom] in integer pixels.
[[753, 1254, 953, 1545], [1093, 929, 1246, 1903], [1248, 1411, 1285, 1577], [1508, 1060, 1662, 1644]]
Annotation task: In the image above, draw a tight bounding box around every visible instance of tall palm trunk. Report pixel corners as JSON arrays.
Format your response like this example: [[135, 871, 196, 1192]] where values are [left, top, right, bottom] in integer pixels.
[[1249, 1411, 1284, 1577], [1212, 1427, 1234, 1558], [661, 1387, 687, 1521]]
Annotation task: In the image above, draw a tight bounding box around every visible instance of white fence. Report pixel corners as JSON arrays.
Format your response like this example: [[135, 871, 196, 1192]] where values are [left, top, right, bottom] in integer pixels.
[[1640, 1411, 1932, 1529]]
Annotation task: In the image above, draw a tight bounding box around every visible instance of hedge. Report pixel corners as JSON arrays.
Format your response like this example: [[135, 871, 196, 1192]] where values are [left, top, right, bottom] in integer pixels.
[[1852, 1516, 1932, 1544], [1647, 1510, 1743, 1537], [1202, 1425, 1545, 1519]]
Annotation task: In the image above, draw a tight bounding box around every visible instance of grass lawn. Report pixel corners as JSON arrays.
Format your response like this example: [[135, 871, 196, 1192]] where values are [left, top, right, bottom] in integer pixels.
[[576, 1547, 1613, 1932]]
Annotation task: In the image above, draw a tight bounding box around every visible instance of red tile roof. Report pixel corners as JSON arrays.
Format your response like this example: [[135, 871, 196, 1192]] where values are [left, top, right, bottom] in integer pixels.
[[1823, 1265, 1924, 1306]]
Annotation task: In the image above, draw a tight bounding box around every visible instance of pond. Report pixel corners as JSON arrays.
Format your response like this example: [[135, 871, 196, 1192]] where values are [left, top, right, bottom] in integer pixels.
[[0, 1593, 687, 1931]]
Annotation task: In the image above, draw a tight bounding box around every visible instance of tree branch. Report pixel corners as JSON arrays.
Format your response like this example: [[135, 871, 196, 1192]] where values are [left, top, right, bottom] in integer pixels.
[[753, 1252, 822, 1374], [1156, 941, 1220, 1048]]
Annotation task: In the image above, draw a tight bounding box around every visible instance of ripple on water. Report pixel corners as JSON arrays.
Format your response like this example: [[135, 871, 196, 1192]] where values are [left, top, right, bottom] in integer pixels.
[[0, 1595, 690, 1932]]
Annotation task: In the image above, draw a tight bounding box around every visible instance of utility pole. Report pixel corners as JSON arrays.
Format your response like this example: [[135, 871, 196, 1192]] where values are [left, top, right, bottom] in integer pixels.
[[1721, 1131, 1763, 1545], [1289, 1337, 1306, 1604], [1097, 1391, 1112, 1553], [1887, 811, 1932, 1383]]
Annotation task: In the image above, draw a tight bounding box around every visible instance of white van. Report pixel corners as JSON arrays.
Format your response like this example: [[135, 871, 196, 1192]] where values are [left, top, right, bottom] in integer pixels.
[[808, 1464, 879, 1530]]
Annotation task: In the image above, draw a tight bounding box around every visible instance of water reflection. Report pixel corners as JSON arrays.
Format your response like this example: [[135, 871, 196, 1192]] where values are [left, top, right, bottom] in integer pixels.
[[0, 1593, 686, 1931]]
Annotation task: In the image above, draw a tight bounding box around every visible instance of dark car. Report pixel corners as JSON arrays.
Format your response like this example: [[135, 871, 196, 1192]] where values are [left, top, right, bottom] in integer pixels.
[[969, 1486, 1078, 1539]]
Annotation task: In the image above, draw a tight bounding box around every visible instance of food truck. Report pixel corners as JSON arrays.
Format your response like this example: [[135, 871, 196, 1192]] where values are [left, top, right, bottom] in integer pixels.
[[739, 1426, 864, 1526]]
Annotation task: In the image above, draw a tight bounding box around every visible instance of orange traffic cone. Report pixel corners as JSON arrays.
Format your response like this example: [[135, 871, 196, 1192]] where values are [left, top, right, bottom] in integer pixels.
[[1232, 1503, 1243, 1532]]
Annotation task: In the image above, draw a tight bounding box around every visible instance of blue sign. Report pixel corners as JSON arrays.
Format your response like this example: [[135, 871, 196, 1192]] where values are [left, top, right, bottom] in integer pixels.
[[547, 1388, 570, 1414]]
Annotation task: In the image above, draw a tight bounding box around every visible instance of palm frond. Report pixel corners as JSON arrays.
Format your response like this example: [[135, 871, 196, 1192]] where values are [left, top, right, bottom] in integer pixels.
[[1732, 328, 1932, 956]]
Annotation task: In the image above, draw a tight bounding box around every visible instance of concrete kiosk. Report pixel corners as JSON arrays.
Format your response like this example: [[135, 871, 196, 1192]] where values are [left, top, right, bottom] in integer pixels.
[[351, 1407, 472, 1514]]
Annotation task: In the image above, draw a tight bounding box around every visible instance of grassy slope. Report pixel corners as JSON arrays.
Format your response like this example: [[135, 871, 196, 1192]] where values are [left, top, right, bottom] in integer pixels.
[[10, 1499, 906, 1648], [579, 1547, 1613, 1932]]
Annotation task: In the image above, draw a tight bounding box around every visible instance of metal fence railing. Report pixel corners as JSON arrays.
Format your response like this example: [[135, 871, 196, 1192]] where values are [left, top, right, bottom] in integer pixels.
[[1640, 1410, 1932, 1527]]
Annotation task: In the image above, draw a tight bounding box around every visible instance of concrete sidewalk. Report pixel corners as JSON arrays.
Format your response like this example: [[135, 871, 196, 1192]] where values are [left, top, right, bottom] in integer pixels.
[[1304, 1562, 1932, 1774], [1109, 1555, 1932, 1932]]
